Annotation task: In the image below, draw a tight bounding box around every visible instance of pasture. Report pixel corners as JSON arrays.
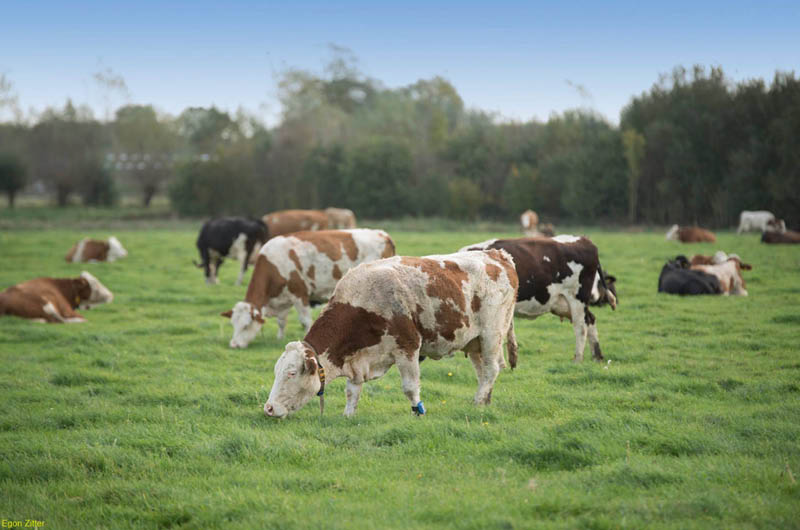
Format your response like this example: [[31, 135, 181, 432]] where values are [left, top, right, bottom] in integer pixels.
[[1, 222, 799, 528]]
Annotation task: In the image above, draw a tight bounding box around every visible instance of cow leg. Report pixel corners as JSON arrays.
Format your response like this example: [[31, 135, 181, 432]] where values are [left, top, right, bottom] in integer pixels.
[[235, 259, 248, 286], [275, 312, 288, 340], [474, 334, 503, 405], [344, 380, 363, 417], [584, 308, 604, 361], [570, 302, 588, 362], [396, 354, 423, 413], [207, 260, 218, 285]]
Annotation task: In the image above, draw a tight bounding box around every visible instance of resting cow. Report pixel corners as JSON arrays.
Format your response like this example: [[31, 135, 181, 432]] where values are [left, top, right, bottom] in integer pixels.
[[223, 229, 395, 348], [658, 256, 721, 295], [461, 236, 617, 362], [324, 207, 356, 229], [0, 272, 113, 323], [263, 249, 519, 418], [262, 209, 329, 238], [690, 251, 752, 270], [666, 225, 716, 243], [691, 259, 748, 296], [195, 217, 269, 285], [762, 230, 800, 244], [738, 210, 785, 234], [65, 236, 128, 263]]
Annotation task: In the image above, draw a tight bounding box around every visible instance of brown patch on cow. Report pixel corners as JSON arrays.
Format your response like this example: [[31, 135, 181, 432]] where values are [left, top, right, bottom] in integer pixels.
[[762, 230, 800, 244], [471, 294, 482, 313], [485, 249, 518, 289], [305, 302, 392, 368], [434, 302, 469, 341], [677, 227, 716, 243], [387, 314, 422, 358], [399, 257, 468, 311], [485, 263, 501, 281], [690, 254, 714, 266], [262, 210, 329, 238], [412, 304, 438, 344], [306, 264, 315, 280], [65, 239, 110, 262], [332, 264, 342, 280], [288, 270, 309, 303], [288, 249, 303, 271], [381, 235, 396, 258], [244, 255, 287, 308], [291, 231, 359, 262]]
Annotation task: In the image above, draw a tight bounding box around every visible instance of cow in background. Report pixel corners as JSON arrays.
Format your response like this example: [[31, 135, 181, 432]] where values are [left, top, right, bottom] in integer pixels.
[[0, 272, 113, 323], [762, 230, 800, 244], [658, 256, 721, 295], [691, 259, 749, 296], [737, 210, 786, 234], [195, 217, 269, 285], [262, 209, 329, 237], [65, 236, 128, 263], [690, 251, 752, 270], [666, 225, 716, 243], [520, 210, 539, 236], [325, 208, 357, 229], [223, 229, 396, 348]]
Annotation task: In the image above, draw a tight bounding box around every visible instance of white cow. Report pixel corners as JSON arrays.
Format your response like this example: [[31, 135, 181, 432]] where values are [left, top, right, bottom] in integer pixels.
[[737, 211, 785, 234]]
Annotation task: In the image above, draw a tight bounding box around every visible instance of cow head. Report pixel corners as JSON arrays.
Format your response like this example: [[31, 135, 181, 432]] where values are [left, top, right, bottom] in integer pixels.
[[222, 301, 265, 348], [590, 269, 618, 309], [766, 219, 786, 233], [665, 224, 679, 240], [264, 341, 321, 418], [79, 271, 113, 309], [107, 236, 128, 261]]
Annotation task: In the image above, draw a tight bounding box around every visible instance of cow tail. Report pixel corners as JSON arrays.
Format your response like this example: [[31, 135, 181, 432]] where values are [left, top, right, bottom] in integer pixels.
[[506, 319, 518, 370]]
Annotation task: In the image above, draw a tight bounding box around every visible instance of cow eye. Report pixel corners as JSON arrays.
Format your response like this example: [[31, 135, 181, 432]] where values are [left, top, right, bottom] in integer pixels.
[[287, 371, 297, 378]]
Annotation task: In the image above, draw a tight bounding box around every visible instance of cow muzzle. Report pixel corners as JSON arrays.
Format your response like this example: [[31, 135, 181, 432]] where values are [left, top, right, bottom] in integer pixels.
[[264, 402, 287, 418]]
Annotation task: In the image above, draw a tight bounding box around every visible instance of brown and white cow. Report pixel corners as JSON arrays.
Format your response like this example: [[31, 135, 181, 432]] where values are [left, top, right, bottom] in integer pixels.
[[324, 207, 356, 229], [263, 249, 519, 418], [666, 225, 717, 243], [223, 229, 395, 348], [737, 210, 786, 234], [65, 236, 128, 263], [762, 230, 800, 244], [262, 209, 329, 238], [520, 209, 539, 237], [461, 235, 617, 362], [0, 272, 113, 323], [690, 251, 752, 270], [690, 259, 748, 296]]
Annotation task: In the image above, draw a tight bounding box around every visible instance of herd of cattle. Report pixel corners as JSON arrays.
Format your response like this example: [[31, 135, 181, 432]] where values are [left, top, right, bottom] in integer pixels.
[[0, 207, 795, 418]]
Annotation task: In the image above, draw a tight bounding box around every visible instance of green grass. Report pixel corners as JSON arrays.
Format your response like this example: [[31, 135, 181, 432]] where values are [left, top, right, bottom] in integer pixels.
[[1, 224, 799, 529]]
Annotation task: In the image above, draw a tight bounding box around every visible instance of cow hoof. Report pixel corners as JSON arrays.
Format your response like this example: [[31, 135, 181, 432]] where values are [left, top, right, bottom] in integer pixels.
[[411, 401, 426, 415]]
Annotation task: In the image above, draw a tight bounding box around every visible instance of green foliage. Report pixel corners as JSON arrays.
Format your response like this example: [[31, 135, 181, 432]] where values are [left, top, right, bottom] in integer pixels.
[[79, 164, 118, 206], [1, 227, 799, 528], [168, 160, 241, 216], [0, 151, 26, 206], [345, 138, 415, 218]]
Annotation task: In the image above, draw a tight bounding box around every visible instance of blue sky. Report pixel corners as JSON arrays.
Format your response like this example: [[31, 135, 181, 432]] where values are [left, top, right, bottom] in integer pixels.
[[1, 1, 797, 124]]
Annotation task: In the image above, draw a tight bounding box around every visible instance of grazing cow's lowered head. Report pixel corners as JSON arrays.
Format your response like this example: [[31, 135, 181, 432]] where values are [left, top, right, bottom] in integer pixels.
[[590, 268, 618, 308], [264, 341, 321, 418], [222, 301, 265, 349]]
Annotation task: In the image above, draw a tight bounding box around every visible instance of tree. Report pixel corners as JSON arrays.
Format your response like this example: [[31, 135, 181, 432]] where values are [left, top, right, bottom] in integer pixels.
[[622, 129, 645, 223], [0, 153, 26, 207]]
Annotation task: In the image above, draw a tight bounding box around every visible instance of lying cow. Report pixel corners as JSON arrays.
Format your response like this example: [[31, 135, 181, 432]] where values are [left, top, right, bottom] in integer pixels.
[[738, 210, 786, 234], [324, 207, 356, 229], [195, 217, 269, 285], [263, 249, 519, 418], [461, 236, 617, 362], [666, 225, 716, 243], [0, 272, 113, 323], [223, 229, 395, 348], [690, 251, 752, 270], [262, 209, 329, 237], [65, 236, 128, 263], [691, 259, 748, 296], [762, 230, 800, 244], [658, 256, 721, 295]]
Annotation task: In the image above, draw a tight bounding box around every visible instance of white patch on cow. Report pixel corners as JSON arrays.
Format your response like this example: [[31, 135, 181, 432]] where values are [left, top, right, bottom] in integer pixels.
[[106, 236, 128, 262], [72, 238, 88, 262], [229, 233, 248, 262], [665, 224, 679, 240], [553, 234, 581, 244], [64, 316, 87, 323], [692, 261, 748, 296], [228, 301, 263, 348], [79, 271, 113, 308], [515, 261, 584, 319], [42, 302, 65, 322], [521, 214, 531, 228], [543, 255, 551, 262]]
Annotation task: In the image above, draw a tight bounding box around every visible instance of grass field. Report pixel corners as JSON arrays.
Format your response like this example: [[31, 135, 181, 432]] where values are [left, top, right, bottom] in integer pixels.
[[1, 220, 799, 528]]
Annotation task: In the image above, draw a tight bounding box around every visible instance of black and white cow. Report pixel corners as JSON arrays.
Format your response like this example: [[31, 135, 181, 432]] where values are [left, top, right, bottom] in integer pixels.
[[461, 235, 617, 362], [657, 256, 721, 295], [195, 217, 269, 285]]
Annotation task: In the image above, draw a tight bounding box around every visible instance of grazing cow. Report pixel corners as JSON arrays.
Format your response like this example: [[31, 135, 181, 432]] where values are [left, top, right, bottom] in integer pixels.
[[262, 209, 329, 238], [666, 225, 716, 243], [762, 230, 800, 244], [691, 260, 748, 296], [223, 229, 396, 348], [65, 236, 128, 263], [263, 249, 519, 418], [520, 209, 539, 237], [195, 217, 269, 285], [737, 210, 786, 234], [690, 251, 752, 270], [324, 207, 357, 229], [0, 272, 113, 323], [461, 236, 617, 362], [658, 256, 721, 295]]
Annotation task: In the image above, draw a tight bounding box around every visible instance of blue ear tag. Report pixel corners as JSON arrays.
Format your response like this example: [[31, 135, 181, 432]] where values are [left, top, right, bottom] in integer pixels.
[[411, 401, 425, 415]]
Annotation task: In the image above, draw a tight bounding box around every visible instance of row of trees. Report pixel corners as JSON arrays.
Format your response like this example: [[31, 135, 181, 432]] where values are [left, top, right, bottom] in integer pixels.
[[1, 62, 798, 226]]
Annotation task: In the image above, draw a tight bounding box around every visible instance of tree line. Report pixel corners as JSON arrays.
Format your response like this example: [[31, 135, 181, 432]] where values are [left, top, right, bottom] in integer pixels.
[[0, 62, 798, 227]]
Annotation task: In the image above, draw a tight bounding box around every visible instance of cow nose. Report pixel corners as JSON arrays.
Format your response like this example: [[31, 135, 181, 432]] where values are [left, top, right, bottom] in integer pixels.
[[229, 340, 241, 349], [264, 403, 274, 416]]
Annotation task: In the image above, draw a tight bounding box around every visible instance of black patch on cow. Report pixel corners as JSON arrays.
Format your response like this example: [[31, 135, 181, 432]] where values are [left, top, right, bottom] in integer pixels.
[[195, 217, 269, 279], [657, 257, 722, 295]]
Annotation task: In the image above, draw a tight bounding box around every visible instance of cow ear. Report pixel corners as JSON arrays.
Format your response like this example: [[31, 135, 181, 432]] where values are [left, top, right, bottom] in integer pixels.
[[220, 310, 233, 318], [252, 309, 265, 324], [304, 355, 317, 375], [741, 263, 753, 271]]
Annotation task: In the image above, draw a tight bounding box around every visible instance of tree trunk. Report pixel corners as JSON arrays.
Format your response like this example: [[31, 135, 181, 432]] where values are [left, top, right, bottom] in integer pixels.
[[7, 190, 15, 208], [143, 185, 157, 207], [56, 184, 70, 207]]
